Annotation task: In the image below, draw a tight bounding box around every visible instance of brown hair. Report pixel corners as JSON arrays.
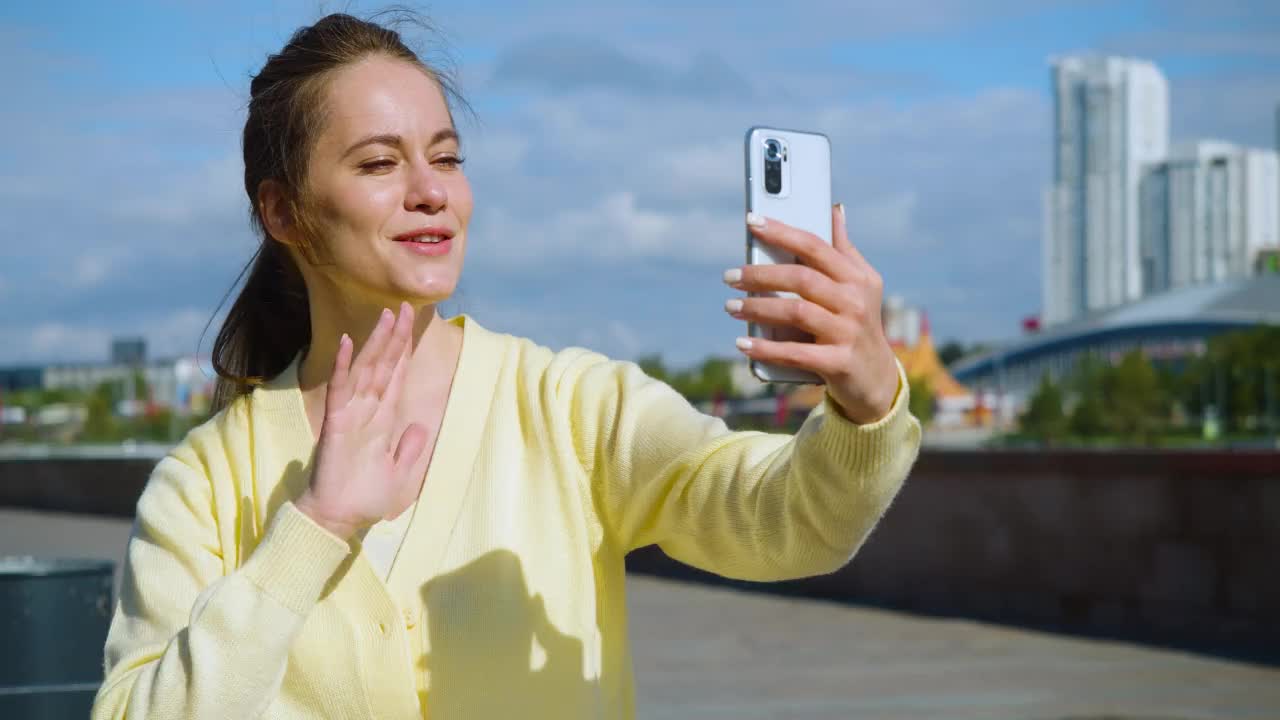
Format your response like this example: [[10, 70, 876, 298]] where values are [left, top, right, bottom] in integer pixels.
[[206, 9, 468, 413]]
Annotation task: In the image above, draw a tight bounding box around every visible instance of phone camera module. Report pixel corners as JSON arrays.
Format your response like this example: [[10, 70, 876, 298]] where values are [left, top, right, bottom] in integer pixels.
[[764, 138, 783, 194]]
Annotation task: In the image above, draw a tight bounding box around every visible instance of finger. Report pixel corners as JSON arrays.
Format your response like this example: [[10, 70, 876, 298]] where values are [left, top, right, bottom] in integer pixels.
[[727, 296, 845, 339], [353, 308, 395, 397], [747, 212, 856, 284], [327, 333, 355, 409], [735, 334, 844, 380], [375, 313, 414, 429], [832, 203, 886, 296], [728, 263, 849, 314], [372, 302, 413, 400], [832, 203, 867, 267]]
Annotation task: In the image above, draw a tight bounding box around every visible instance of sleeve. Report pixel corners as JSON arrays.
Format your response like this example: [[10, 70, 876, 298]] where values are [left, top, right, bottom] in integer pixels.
[[567, 351, 922, 582], [91, 451, 353, 720]]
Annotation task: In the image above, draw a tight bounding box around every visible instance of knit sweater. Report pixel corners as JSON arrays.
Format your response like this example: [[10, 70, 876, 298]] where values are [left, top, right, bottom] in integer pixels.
[[91, 312, 922, 720]]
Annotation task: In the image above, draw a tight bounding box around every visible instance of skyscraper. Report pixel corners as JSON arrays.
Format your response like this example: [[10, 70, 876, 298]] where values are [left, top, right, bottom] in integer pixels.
[[1140, 142, 1280, 294], [1043, 55, 1169, 326]]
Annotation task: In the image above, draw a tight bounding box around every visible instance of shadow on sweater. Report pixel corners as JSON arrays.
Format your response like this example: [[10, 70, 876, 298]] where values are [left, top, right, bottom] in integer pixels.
[[417, 550, 600, 716]]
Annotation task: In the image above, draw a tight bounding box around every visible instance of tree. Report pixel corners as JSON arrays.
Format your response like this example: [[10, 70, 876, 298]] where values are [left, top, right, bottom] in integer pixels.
[[1020, 373, 1066, 444], [1068, 391, 1107, 438], [82, 381, 118, 442], [907, 374, 934, 424], [1109, 349, 1165, 443], [1068, 354, 1109, 438], [937, 341, 966, 367], [132, 369, 150, 402], [635, 353, 736, 403], [636, 354, 669, 384]]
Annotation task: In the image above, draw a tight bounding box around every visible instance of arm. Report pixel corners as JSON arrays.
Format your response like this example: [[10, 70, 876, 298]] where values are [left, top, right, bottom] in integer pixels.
[[566, 350, 921, 582], [91, 449, 351, 720]]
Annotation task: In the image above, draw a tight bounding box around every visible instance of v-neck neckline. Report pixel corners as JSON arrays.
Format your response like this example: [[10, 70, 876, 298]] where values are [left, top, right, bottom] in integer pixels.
[[266, 311, 505, 597]]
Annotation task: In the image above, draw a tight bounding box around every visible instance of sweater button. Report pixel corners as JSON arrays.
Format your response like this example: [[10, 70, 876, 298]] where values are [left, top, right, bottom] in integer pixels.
[[403, 608, 417, 630], [377, 621, 387, 635]]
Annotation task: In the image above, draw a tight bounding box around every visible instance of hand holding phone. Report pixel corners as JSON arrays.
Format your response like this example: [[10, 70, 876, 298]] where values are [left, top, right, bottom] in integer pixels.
[[742, 127, 832, 384], [731, 127, 901, 422]]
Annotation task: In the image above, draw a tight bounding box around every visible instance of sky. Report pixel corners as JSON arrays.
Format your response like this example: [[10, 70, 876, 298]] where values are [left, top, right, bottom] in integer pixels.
[[1, 0, 1278, 369]]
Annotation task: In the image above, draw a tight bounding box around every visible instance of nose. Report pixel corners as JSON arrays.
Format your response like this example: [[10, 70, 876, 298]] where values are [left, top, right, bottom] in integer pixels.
[[404, 161, 447, 213]]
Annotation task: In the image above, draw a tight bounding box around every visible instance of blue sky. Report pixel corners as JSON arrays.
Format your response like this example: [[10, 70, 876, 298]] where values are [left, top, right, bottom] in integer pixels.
[[2, 0, 1278, 368]]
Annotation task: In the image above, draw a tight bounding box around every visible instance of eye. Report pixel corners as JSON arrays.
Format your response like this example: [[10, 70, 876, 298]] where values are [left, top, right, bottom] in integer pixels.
[[433, 154, 466, 169], [359, 159, 396, 173]]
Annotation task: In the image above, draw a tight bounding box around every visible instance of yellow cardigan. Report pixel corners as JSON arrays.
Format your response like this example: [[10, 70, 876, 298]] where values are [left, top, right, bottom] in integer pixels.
[[92, 313, 921, 719]]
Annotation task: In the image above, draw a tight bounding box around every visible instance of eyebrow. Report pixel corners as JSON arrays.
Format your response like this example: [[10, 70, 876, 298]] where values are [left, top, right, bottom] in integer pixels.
[[342, 128, 460, 159]]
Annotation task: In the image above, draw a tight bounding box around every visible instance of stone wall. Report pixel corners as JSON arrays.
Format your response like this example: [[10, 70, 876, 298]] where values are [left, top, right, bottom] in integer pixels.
[[627, 449, 1280, 657]]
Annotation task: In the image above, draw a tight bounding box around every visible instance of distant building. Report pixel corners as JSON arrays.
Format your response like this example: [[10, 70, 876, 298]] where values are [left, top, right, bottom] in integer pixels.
[[953, 275, 1280, 406], [1044, 55, 1169, 327], [111, 337, 147, 366], [0, 338, 215, 416], [0, 366, 44, 393], [1140, 141, 1280, 295]]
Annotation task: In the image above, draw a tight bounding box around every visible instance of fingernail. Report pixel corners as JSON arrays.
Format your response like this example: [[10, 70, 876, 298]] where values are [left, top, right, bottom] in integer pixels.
[[723, 268, 742, 285], [746, 212, 766, 228], [735, 337, 753, 351], [835, 203, 846, 225], [725, 298, 743, 314]]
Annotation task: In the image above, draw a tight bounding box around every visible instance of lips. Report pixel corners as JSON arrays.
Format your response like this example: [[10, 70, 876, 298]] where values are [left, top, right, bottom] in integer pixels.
[[393, 226, 456, 243]]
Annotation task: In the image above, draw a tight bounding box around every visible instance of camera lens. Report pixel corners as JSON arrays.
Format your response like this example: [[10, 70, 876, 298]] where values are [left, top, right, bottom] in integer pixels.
[[765, 140, 780, 160], [765, 159, 781, 194]]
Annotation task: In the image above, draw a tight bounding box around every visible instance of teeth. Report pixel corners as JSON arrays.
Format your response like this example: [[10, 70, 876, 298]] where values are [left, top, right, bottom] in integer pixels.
[[409, 236, 445, 244]]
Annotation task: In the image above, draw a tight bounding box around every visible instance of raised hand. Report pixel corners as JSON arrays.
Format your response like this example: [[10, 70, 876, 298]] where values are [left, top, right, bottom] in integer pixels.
[[724, 205, 900, 425], [295, 302, 430, 540]]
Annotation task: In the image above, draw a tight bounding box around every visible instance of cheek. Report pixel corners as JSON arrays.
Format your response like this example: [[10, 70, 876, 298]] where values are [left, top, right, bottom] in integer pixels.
[[318, 178, 399, 233], [450, 176, 474, 225]]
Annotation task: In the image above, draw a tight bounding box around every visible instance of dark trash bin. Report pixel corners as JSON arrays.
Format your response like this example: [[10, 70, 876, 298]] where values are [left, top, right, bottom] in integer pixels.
[[0, 556, 114, 719]]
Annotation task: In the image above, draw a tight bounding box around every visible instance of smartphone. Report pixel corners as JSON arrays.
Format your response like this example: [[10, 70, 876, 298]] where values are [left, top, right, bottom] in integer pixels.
[[743, 126, 832, 384]]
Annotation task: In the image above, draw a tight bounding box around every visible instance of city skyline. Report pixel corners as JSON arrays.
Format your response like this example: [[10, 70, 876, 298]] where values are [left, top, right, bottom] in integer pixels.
[[2, 1, 1279, 369], [1043, 52, 1279, 329]]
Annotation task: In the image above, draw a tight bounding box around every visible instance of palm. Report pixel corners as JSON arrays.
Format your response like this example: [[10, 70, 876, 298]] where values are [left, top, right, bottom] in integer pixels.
[[305, 303, 429, 530]]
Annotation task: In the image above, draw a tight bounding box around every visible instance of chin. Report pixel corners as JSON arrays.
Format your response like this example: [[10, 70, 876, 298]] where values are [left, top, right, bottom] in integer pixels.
[[401, 280, 459, 305]]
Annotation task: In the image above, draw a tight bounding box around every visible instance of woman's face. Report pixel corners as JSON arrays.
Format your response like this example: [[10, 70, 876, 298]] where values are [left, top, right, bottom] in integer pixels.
[[297, 54, 472, 306]]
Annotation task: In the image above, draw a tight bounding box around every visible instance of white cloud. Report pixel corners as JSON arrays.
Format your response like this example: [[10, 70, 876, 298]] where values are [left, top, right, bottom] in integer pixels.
[[70, 254, 114, 290], [23, 323, 113, 363], [848, 191, 921, 247], [472, 191, 734, 266], [109, 151, 245, 227]]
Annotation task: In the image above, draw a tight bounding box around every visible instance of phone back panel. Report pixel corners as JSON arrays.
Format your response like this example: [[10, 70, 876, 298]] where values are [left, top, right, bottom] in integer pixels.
[[744, 127, 832, 384]]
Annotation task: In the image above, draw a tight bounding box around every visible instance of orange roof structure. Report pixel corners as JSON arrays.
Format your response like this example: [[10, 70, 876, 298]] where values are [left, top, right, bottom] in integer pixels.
[[891, 316, 971, 400]]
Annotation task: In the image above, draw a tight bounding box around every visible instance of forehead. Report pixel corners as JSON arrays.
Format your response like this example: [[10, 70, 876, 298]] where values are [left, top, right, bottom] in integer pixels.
[[320, 56, 452, 142]]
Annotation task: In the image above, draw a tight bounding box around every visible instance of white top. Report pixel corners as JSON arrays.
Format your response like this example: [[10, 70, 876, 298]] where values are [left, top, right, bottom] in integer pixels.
[[354, 507, 415, 582]]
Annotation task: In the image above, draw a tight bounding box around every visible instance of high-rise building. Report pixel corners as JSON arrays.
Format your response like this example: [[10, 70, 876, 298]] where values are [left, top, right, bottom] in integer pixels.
[[1043, 55, 1169, 326], [1140, 141, 1280, 294]]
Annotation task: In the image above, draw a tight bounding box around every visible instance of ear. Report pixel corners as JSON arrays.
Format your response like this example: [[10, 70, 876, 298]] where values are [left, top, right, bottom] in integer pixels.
[[257, 179, 298, 246]]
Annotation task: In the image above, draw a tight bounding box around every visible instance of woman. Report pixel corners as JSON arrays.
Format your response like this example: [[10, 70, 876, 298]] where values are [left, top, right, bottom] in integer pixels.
[[92, 11, 921, 720]]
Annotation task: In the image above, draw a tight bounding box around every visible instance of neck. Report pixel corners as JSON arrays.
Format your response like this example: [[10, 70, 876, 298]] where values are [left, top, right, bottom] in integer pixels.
[[297, 295, 460, 397]]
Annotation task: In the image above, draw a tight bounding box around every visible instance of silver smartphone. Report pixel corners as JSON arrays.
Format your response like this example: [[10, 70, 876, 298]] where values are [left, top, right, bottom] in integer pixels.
[[744, 126, 832, 384]]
